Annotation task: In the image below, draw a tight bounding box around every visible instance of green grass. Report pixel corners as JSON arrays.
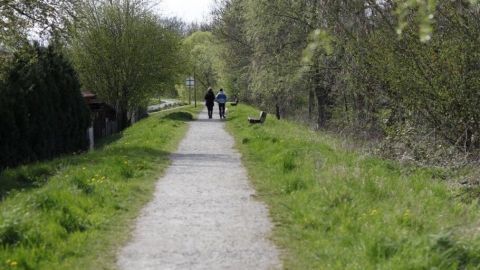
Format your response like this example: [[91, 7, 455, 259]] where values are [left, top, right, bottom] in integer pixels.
[[226, 104, 480, 269], [0, 106, 201, 270]]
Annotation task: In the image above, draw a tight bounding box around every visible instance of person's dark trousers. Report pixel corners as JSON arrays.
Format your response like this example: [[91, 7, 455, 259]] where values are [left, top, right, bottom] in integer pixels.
[[218, 103, 225, 118], [207, 105, 214, 119]]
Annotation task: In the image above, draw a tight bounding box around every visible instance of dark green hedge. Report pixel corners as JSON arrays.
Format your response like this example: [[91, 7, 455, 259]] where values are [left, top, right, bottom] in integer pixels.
[[0, 44, 90, 169]]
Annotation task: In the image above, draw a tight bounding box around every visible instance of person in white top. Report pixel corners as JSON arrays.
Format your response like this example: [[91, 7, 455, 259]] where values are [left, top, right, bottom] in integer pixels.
[[215, 89, 227, 119]]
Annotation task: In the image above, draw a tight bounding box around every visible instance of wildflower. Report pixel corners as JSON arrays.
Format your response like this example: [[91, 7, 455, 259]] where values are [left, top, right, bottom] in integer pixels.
[[10, 261, 17, 267], [401, 209, 412, 223]]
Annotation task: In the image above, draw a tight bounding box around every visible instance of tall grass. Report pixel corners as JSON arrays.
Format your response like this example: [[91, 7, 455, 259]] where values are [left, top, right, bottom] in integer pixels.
[[0, 106, 200, 270], [226, 105, 480, 269]]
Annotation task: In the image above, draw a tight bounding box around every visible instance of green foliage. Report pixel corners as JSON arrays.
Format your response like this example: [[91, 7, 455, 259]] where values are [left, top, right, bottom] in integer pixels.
[[396, 0, 437, 42], [214, 0, 333, 119], [0, 43, 90, 169], [70, 0, 185, 130], [214, 0, 480, 159], [0, 106, 200, 269], [183, 31, 224, 90], [302, 29, 334, 64], [212, 0, 253, 99], [227, 104, 480, 269], [396, 0, 480, 41], [0, 0, 80, 46]]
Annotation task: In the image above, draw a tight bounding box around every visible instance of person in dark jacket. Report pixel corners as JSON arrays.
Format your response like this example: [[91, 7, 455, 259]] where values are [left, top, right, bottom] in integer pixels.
[[204, 87, 215, 119]]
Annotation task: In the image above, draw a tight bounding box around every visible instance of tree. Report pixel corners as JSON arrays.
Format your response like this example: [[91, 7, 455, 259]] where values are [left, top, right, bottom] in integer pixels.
[[70, 0, 184, 130], [0, 0, 81, 45], [183, 31, 223, 90], [214, 0, 480, 158], [0, 43, 90, 169], [212, 0, 252, 99]]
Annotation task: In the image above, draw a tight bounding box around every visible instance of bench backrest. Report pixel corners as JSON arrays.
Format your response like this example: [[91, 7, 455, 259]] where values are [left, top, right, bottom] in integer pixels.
[[259, 111, 267, 123]]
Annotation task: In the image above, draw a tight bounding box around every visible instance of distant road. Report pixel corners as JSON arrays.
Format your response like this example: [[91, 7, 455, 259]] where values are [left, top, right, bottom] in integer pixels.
[[147, 99, 182, 113]]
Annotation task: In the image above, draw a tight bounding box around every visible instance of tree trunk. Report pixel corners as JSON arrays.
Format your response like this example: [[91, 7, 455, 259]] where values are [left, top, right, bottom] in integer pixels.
[[316, 88, 327, 128], [313, 68, 329, 128], [308, 84, 315, 121], [116, 101, 129, 131]]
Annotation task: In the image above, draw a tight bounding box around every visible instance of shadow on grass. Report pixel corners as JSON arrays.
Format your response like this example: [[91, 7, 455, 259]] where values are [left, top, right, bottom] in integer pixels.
[[169, 153, 237, 166], [0, 110, 195, 200], [0, 145, 171, 200], [0, 164, 54, 200], [194, 119, 227, 123], [163, 112, 194, 121], [95, 133, 124, 151], [0, 133, 125, 200]]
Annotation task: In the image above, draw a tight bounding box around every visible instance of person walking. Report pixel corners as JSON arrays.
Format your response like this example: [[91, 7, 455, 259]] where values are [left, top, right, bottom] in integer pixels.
[[204, 87, 215, 119], [216, 89, 227, 119]]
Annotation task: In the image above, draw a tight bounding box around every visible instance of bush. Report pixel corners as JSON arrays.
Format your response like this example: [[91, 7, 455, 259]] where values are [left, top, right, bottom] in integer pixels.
[[0, 44, 90, 169]]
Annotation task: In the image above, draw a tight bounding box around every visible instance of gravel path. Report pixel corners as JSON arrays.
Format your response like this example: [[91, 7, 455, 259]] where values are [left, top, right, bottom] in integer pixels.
[[117, 107, 281, 270]]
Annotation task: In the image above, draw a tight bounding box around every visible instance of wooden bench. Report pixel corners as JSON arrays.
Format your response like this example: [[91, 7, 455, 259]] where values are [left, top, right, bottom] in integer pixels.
[[248, 111, 267, 124]]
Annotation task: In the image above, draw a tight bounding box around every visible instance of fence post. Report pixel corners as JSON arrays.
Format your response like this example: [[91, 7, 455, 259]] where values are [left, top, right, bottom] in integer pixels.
[[88, 127, 94, 151]]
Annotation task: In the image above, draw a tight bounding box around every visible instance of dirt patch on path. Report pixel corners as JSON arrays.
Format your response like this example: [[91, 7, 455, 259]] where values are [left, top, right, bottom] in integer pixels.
[[117, 108, 281, 270]]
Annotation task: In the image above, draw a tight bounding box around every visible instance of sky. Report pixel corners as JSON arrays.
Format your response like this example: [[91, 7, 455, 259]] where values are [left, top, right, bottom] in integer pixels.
[[156, 0, 217, 24]]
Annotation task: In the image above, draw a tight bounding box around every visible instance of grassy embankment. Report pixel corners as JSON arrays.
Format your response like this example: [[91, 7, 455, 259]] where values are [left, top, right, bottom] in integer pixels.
[[0, 106, 201, 270], [227, 104, 480, 269]]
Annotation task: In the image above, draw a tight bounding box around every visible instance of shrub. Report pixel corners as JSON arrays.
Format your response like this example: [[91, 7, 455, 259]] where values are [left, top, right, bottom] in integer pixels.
[[0, 44, 90, 169]]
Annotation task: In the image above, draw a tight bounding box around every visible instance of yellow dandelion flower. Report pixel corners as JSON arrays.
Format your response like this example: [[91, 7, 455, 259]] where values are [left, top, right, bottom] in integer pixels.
[[10, 261, 17, 267]]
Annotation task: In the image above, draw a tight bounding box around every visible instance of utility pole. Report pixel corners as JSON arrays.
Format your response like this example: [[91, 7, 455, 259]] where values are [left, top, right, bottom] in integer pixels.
[[194, 70, 197, 107], [186, 76, 194, 105]]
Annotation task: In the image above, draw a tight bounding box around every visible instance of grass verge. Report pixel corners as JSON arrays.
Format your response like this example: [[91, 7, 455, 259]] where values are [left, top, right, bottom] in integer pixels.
[[226, 104, 480, 269], [0, 106, 201, 270]]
